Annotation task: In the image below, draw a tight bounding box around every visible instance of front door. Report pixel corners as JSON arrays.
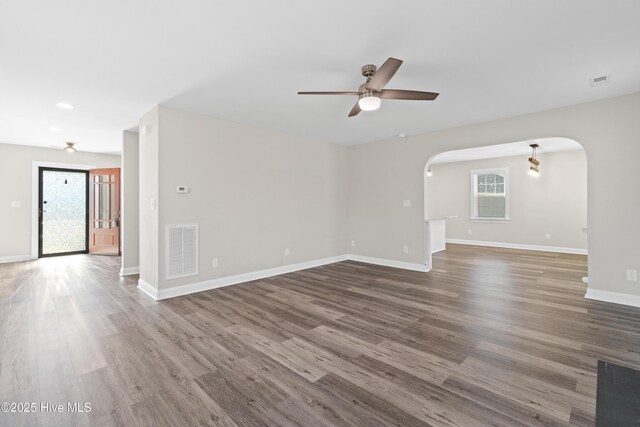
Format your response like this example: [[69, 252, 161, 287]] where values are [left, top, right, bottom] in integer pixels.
[[89, 168, 121, 255], [38, 167, 89, 257]]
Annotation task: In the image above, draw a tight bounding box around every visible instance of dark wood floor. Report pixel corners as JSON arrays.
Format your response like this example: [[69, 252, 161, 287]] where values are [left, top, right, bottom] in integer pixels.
[[1, 244, 639, 426]]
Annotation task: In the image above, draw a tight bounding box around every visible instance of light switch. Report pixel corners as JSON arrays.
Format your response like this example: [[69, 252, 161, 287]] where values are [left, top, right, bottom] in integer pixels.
[[403, 200, 411, 208], [11, 201, 21, 208], [151, 199, 157, 209], [176, 186, 189, 194]]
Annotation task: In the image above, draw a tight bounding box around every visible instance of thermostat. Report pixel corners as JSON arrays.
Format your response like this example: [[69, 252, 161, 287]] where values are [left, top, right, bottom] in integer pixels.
[[176, 186, 189, 194]]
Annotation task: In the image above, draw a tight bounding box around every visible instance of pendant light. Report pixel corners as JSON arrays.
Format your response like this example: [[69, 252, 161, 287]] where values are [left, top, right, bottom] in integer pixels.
[[528, 143, 539, 177]]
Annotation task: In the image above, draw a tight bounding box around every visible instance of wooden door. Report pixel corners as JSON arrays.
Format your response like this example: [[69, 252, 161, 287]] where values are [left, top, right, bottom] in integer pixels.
[[89, 168, 120, 255]]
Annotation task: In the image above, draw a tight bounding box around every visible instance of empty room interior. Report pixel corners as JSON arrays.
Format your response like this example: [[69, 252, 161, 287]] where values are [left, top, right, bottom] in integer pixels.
[[1, 1, 640, 426]]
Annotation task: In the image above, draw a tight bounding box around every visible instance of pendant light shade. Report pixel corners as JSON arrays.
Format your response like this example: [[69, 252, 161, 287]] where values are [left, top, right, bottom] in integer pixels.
[[528, 144, 539, 177]]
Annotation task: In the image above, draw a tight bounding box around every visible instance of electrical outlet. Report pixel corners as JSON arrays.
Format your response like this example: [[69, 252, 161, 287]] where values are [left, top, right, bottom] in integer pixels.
[[351, 240, 356, 247], [212, 258, 219, 268], [284, 248, 290, 257], [545, 234, 551, 240], [403, 245, 409, 254], [403, 200, 411, 208], [627, 269, 638, 282]]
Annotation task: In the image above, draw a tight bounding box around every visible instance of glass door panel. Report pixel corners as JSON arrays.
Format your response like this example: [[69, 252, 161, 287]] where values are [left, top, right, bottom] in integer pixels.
[[39, 168, 88, 256], [89, 168, 120, 255]]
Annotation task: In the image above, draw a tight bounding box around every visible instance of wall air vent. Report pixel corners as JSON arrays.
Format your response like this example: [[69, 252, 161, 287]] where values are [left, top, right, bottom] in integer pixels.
[[589, 75, 610, 88], [166, 224, 199, 280]]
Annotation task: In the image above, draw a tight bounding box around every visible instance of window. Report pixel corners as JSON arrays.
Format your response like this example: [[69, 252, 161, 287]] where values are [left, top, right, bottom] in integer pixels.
[[471, 168, 509, 221]]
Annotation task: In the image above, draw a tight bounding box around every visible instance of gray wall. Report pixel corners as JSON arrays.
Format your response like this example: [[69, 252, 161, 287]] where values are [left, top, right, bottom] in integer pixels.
[[0, 143, 120, 260], [140, 106, 348, 291], [348, 92, 640, 296], [426, 150, 587, 250], [121, 131, 140, 272]]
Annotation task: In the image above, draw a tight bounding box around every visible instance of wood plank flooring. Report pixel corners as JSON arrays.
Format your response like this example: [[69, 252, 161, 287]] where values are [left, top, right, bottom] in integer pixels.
[[1, 244, 638, 426]]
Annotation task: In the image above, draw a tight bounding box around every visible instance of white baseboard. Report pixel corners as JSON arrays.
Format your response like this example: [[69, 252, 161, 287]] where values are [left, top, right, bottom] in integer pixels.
[[347, 254, 429, 272], [120, 266, 140, 276], [136, 253, 429, 301], [0, 254, 33, 264], [137, 278, 159, 300], [585, 288, 640, 308], [138, 255, 348, 300], [446, 239, 588, 255]]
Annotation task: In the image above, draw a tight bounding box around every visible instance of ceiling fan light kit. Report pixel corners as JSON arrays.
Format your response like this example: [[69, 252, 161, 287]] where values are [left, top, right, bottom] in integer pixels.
[[298, 57, 439, 117], [358, 91, 381, 111]]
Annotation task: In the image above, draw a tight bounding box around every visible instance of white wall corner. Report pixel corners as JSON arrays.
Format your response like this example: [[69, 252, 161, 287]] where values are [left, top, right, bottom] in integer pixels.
[[120, 266, 140, 276], [0, 255, 33, 264], [585, 288, 640, 308], [137, 278, 159, 300]]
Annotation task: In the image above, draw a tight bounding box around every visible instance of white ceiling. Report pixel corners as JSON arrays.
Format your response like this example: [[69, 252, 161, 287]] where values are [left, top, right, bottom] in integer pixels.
[[1, 1, 640, 153], [429, 137, 583, 165]]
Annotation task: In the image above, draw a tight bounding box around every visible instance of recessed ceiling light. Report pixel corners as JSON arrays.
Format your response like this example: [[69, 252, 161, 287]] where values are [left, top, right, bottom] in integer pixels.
[[398, 133, 407, 138], [56, 102, 74, 110], [49, 127, 62, 133]]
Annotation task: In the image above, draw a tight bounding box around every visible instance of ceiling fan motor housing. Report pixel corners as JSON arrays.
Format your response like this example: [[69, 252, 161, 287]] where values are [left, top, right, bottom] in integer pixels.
[[361, 64, 377, 77]]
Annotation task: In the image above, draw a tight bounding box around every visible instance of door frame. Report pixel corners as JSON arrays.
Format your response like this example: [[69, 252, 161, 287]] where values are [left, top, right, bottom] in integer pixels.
[[31, 161, 95, 259], [38, 167, 90, 258]]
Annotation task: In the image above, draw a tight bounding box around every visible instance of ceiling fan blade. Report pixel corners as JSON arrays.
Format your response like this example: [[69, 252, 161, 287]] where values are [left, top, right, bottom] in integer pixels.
[[380, 89, 439, 100], [348, 101, 361, 117], [298, 91, 359, 95], [366, 57, 403, 91]]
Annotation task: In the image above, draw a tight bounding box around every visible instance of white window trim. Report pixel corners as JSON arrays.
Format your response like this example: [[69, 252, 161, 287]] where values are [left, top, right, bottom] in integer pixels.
[[470, 167, 510, 222]]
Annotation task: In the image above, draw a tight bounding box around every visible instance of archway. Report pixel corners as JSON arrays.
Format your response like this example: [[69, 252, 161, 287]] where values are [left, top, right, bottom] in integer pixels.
[[422, 137, 587, 276]]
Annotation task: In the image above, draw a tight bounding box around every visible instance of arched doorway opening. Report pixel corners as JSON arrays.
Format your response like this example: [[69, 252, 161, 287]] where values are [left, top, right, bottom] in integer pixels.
[[423, 137, 587, 280]]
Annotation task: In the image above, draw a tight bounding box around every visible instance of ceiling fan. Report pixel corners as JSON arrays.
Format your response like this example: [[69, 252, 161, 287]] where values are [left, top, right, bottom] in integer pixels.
[[298, 57, 439, 117]]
